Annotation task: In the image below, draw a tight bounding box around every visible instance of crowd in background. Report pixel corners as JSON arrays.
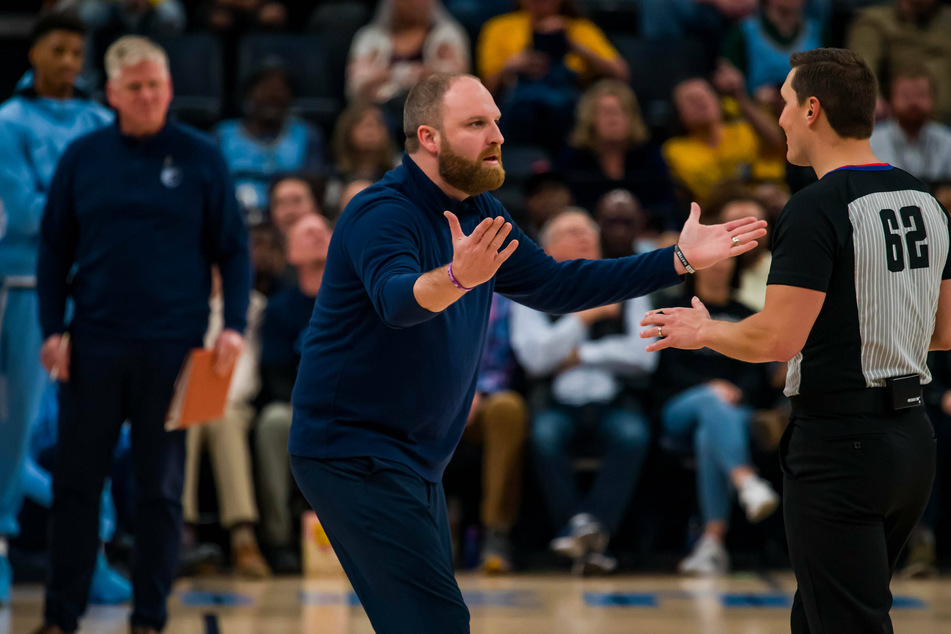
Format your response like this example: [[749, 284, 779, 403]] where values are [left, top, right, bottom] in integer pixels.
[[2, 0, 951, 590]]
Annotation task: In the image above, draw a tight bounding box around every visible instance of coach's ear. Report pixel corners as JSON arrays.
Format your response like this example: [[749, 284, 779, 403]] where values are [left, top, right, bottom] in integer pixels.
[[806, 96, 821, 126], [418, 124, 440, 156]]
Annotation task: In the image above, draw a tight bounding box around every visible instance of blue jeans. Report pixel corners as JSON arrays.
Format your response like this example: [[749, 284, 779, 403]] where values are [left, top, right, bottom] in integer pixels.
[[662, 385, 751, 524], [532, 403, 650, 534], [0, 287, 47, 537]]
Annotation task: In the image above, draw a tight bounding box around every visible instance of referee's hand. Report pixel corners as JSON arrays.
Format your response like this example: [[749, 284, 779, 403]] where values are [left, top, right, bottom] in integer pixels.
[[444, 212, 519, 289], [639, 296, 711, 353]]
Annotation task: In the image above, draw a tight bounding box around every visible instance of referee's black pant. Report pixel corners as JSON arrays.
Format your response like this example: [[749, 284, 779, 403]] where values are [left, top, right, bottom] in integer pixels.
[[45, 336, 191, 633], [781, 406, 935, 633]]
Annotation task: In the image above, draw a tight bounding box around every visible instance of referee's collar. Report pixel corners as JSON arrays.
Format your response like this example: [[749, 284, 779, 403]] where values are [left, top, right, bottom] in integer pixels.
[[827, 163, 893, 173]]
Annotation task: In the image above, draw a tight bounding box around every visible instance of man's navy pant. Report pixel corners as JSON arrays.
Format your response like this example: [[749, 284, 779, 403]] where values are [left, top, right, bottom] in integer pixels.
[[45, 336, 190, 633], [291, 454, 470, 634]]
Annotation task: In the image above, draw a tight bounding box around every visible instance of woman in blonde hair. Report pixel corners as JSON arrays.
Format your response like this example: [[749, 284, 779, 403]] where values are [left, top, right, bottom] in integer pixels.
[[558, 79, 679, 228]]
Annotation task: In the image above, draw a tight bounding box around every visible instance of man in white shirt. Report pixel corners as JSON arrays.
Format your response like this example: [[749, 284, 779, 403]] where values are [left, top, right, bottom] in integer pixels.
[[510, 208, 655, 575], [870, 63, 951, 186]]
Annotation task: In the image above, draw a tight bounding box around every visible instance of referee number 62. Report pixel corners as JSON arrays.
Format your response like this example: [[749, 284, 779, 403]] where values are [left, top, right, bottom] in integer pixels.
[[880, 206, 929, 273]]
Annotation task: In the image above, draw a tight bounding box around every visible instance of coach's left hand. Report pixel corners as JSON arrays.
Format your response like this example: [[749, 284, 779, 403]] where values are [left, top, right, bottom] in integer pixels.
[[213, 328, 244, 377], [677, 202, 766, 271]]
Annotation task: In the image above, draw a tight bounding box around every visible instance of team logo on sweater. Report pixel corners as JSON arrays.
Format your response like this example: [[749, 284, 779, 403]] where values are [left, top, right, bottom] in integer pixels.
[[161, 156, 182, 189]]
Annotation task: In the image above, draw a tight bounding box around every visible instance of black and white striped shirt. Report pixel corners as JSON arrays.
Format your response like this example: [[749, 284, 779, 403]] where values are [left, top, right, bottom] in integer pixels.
[[767, 164, 951, 397]]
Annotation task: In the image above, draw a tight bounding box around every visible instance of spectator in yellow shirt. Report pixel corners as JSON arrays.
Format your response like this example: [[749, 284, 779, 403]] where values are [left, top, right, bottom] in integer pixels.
[[662, 63, 785, 205], [477, 0, 628, 152]]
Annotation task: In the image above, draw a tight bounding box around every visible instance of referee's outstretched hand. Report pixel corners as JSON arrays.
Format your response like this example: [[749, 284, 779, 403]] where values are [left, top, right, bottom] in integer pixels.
[[678, 202, 767, 271], [444, 211, 519, 289], [639, 296, 711, 353]]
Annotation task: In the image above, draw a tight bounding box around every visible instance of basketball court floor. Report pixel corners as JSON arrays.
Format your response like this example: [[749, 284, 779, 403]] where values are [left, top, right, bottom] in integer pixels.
[[4, 572, 951, 633]]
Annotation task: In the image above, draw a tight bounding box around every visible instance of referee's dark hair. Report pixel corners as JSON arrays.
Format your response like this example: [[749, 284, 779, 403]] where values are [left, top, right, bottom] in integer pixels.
[[790, 48, 877, 140], [31, 9, 86, 45]]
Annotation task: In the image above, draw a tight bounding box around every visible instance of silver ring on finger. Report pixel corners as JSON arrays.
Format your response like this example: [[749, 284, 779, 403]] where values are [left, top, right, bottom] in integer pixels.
[[732, 236, 740, 247]]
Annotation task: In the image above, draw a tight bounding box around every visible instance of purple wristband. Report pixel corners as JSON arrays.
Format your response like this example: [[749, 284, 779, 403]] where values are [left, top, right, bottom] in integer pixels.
[[447, 262, 474, 291]]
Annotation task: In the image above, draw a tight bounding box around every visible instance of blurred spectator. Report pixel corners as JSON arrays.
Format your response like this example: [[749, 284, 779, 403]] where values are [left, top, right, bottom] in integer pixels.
[[478, 0, 628, 152], [0, 10, 112, 604], [346, 0, 470, 136], [332, 103, 400, 180], [511, 209, 654, 575], [57, 0, 186, 85], [559, 80, 679, 229], [182, 270, 270, 579], [869, 64, 951, 185], [653, 257, 778, 576], [640, 0, 758, 59], [713, 193, 771, 311], [326, 103, 399, 214], [248, 222, 286, 297], [720, 0, 825, 100], [455, 295, 528, 574], [901, 350, 951, 578], [256, 213, 330, 573], [338, 178, 374, 214], [662, 69, 785, 205], [202, 0, 294, 32], [268, 173, 327, 235], [594, 189, 654, 259], [847, 0, 951, 122], [521, 170, 574, 237], [216, 64, 325, 225]]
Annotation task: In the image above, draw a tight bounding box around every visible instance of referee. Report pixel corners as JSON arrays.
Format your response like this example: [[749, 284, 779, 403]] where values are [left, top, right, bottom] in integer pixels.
[[642, 48, 951, 632]]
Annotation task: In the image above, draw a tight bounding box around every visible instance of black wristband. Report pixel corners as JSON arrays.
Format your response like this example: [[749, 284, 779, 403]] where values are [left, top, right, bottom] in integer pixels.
[[673, 243, 695, 274]]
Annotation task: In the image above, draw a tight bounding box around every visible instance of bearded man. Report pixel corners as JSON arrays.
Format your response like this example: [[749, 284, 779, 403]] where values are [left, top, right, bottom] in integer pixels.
[[287, 72, 767, 634]]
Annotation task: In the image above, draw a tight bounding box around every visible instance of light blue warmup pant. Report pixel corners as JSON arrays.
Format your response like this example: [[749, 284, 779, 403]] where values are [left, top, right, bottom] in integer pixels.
[[0, 284, 47, 537], [662, 384, 752, 524]]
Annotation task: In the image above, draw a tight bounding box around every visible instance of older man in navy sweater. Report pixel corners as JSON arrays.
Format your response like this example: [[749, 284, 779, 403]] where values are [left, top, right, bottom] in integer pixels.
[[34, 36, 249, 634], [288, 72, 766, 634]]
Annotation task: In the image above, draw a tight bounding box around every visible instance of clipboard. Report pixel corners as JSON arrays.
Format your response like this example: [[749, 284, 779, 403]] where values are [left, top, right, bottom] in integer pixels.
[[165, 348, 234, 430]]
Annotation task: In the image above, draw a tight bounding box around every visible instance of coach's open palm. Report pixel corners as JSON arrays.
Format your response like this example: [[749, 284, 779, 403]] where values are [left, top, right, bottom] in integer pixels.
[[444, 212, 519, 289], [678, 202, 767, 270]]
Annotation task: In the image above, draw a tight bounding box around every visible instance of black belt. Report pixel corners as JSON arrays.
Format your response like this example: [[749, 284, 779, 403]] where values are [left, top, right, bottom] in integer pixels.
[[790, 385, 922, 417]]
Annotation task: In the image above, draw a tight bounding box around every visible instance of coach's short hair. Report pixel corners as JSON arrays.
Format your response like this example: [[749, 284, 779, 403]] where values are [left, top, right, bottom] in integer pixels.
[[402, 72, 477, 152], [104, 36, 169, 82], [789, 48, 877, 140]]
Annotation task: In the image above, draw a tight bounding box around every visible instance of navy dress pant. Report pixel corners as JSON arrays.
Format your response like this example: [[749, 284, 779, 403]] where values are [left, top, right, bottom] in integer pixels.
[[291, 454, 470, 634], [45, 336, 190, 632]]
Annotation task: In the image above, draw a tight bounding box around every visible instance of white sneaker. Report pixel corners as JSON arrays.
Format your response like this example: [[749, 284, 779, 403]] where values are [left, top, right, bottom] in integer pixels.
[[738, 476, 779, 524], [678, 535, 729, 576]]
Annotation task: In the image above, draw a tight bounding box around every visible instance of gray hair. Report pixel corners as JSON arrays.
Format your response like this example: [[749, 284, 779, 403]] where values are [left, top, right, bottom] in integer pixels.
[[538, 207, 599, 248], [104, 36, 169, 82]]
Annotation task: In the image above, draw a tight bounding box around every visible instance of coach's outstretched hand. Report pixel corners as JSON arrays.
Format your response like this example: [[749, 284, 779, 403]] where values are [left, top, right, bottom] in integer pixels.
[[444, 211, 519, 289], [677, 202, 767, 272]]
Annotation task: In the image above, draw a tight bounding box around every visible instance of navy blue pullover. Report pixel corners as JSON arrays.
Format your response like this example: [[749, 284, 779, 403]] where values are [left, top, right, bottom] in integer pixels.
[[289, 155, 683, 481], [38, 120, 250, 343]]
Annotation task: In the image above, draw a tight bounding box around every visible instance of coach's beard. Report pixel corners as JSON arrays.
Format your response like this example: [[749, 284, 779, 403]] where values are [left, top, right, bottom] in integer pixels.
[[438, 139, 505, 196]]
